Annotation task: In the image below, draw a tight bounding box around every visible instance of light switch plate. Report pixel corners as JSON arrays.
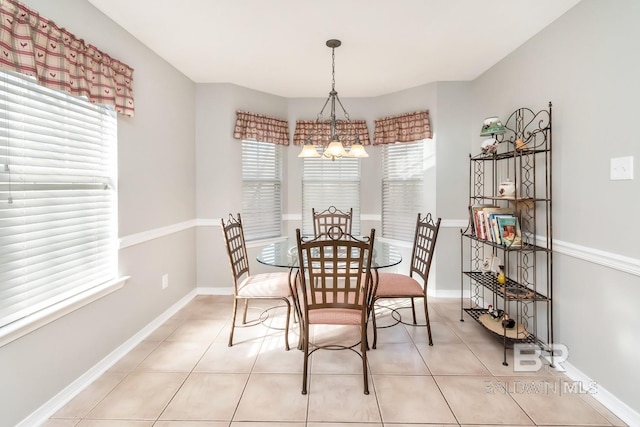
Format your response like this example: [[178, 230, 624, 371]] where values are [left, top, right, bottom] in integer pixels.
[[610, 156, 634, 180]]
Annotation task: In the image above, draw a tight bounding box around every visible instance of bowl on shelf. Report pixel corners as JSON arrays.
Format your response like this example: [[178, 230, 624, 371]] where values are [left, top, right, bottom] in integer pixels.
[[498, 179, 516, 197], [480, 138, 498, 154]]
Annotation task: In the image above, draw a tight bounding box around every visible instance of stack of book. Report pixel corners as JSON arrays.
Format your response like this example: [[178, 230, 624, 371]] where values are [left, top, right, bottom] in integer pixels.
[[470, 205, 522, 247]]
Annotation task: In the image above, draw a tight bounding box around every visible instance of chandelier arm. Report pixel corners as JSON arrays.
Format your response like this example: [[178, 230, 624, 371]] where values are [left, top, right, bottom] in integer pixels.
[[334, 95, 351, 121], [329, 91, 338, 141], [317, 95, 331, 120]]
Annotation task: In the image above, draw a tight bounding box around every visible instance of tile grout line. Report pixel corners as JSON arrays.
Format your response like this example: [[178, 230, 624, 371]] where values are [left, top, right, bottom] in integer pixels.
[[154, 306, 227, 424]]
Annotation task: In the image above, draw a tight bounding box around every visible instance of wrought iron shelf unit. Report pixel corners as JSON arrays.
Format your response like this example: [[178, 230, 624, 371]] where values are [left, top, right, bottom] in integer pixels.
[[460, 232, 550, 252], [463, 308, 541, 345], [470, 146, 550, 162], [462, 271, 549, 301], [460, 102, 553, 366]]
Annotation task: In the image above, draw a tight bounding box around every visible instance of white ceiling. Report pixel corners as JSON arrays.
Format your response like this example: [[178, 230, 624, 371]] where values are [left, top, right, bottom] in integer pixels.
[[88, 0, 581, 98]]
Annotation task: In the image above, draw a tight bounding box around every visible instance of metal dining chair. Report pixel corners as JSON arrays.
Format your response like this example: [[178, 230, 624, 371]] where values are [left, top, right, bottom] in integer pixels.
[[370, 213, 441, 348], [295, 228, 375, 394], [221, 213, 293, 350], [312, 206, 353, 238]]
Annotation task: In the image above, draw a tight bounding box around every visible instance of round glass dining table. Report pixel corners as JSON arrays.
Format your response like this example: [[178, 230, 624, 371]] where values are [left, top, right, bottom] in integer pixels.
[[257, 236, 402, 350], [256, 237, 402, 270]]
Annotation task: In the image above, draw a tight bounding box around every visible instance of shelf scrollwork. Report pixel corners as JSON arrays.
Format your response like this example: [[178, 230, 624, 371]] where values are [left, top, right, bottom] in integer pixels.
[[497, 102, 552, 151]]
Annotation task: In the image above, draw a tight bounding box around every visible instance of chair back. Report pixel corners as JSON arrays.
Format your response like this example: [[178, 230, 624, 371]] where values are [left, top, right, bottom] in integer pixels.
[[220, 213, 250, 291], [312, 206, 353, 238], [296, 228, 375, 315], [409, 213, 441, 285]]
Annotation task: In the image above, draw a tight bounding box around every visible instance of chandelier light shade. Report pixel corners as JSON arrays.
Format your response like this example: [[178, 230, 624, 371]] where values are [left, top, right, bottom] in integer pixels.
[[480, 116, 506, 137], [348, 142, 369, 157], [298, 39, 369, 160], [298, 141, 321, 157]]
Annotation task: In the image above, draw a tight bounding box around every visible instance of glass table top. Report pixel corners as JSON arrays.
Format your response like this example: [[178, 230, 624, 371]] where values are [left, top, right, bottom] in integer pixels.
[[256, 237, 402, 270]]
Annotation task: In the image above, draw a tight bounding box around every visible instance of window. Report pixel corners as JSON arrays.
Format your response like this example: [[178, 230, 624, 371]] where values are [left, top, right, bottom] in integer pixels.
[[302, 156, 360, 236], [381, 140, 424, 241], [0, 69, 118, 330], [242, 140, 282, 240]]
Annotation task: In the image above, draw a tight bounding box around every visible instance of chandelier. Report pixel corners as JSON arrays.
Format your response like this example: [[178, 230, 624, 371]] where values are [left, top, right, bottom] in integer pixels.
[[298, 39, 369, 161]]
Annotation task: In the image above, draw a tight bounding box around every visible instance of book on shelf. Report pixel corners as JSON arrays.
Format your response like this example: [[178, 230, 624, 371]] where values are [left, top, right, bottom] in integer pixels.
[[482, 207, 515, 243], [470, 205, 496, 239], [496, 215, 522, 247], [492, 214, 519, 244], [470, 205, 521, 244]]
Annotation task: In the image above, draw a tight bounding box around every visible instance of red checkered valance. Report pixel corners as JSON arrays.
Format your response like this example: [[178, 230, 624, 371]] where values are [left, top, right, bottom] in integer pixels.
[[293, 119, 370, 146], [0, 0, 135, 116], [233, 111, 290, 145], [373, 110, 431, 145]]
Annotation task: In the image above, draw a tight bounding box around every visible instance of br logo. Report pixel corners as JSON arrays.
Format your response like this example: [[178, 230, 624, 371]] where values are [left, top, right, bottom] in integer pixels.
[[513, 343, 569, 372]]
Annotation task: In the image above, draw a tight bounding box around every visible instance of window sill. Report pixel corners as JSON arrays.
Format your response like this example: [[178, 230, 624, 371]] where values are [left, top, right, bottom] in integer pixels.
[[0, 276, 130, 348]]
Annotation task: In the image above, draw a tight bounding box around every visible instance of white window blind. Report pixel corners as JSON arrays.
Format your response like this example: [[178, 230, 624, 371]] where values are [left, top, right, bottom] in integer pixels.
[[0, 69, 118, 330], [242, 140, 282, 240], [302, 156, 360, 236], [382, 140, 424, 241]]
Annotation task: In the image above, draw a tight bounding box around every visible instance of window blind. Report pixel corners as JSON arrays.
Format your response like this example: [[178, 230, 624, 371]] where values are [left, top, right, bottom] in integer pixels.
[[302, 156, 360, 236], [242, 140, 282, 240], [381, 140, 424, 241], [0, 69, 118, 329]]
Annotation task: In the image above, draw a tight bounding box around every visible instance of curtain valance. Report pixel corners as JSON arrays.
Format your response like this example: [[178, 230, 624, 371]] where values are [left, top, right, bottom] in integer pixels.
[[293, 120, 370, 146], [233, 111, 290, 146], [373, 110, 431, 145], [0, 0, 135, 117]]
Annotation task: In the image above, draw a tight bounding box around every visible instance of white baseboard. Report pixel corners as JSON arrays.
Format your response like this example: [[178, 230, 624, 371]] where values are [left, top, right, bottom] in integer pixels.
[[562, 361, 640, 427], [21, 284, 640, 427], [19, 290, 198, 427], [441, 287, 639, 424]]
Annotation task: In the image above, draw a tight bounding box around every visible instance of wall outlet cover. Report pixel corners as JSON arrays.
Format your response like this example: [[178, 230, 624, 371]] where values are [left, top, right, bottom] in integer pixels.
[[610, 156, 634, 180]]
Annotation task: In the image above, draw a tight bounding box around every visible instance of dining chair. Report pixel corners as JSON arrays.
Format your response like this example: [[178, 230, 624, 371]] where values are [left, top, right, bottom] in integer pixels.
[[312, 206, 353, 238], [295, 228, 375, 395], [370, 212, 441, 348], [221, 213, 293, 350]]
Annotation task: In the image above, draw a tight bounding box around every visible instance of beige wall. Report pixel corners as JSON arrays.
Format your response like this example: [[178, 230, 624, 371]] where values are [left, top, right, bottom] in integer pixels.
[[471, 0, 640, 414], [0, 1, 197, 425], [3, 0, 639, 425], [194, 84, 466, 287]]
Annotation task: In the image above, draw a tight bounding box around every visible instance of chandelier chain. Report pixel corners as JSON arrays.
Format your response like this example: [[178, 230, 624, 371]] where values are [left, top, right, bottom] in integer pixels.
[[331, 46, 336, 92]]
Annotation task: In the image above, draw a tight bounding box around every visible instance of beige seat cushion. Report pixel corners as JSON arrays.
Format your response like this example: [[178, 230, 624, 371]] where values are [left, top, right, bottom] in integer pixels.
[[237, 272, 291, 298], [375, 272, 424, 297]]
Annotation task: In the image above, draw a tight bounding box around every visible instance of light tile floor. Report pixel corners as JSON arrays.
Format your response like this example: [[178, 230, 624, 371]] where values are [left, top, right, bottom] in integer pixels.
[[45, 295, 627, 426]]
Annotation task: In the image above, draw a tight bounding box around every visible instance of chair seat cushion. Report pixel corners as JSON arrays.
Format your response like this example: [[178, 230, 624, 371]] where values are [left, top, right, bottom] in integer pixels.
[[375, 272, 424, 297], [308, 308, 362, 325], [238, 272, 291, 298]]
